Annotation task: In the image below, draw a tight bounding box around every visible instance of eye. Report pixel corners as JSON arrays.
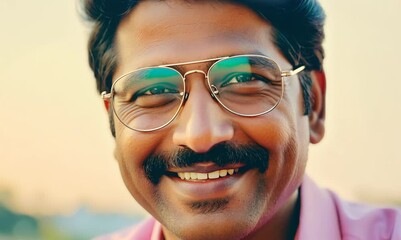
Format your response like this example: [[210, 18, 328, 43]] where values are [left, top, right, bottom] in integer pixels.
[[132, 83, 180, 100], [142, 86, 178, 95], [221, 72, 271, 87]]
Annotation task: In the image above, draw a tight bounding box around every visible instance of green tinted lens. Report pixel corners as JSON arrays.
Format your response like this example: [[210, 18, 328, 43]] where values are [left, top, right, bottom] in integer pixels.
[[112, 67, 184, 131], [208, 55, 283, 116]]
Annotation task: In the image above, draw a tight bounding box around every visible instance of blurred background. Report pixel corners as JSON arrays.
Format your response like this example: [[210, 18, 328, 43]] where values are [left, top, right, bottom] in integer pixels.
[[0, 0, 400, 239]]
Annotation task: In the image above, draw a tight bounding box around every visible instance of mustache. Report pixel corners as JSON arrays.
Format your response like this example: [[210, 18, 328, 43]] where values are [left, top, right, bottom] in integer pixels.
[[143, 142, 269, 184]]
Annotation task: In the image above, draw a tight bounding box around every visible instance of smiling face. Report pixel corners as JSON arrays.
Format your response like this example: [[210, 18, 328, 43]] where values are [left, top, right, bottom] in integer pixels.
[[112, 1, 321, 239]]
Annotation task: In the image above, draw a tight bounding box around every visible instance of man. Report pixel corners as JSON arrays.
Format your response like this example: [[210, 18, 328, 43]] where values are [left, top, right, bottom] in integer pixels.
[[83, 0, 401, 239]]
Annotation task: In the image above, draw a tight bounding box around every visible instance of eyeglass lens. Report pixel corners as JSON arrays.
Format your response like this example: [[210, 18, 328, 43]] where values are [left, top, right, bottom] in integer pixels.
[[111, 55, 283, 131]]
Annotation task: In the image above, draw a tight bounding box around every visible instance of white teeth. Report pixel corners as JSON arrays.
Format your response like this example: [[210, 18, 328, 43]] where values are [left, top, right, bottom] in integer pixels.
[[177, 168, 239, 180], [184, 172, 191, 180], [208, 171, 220, 179], [198, 173, 208, 180], [219, 169, 227, 177]]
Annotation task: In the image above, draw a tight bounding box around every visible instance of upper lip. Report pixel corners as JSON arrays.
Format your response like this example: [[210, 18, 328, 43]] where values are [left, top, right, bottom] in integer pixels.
[[167, 162, 245, 173]]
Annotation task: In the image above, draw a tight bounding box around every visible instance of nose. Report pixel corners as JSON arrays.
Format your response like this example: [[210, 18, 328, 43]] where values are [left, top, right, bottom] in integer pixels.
[[172, 74, 234, 153]]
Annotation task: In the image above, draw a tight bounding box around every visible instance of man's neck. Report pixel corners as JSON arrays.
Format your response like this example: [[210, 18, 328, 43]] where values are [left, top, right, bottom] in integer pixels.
[[244, 190, 301, 240]]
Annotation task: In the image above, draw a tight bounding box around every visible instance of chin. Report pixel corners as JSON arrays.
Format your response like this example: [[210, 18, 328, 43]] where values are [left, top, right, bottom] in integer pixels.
[[162, 212, 261, 240], [155, 180, 271, 240]]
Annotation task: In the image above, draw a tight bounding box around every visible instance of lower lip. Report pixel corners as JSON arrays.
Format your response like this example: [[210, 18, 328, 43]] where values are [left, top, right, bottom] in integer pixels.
[[163, 169, 257, 201]]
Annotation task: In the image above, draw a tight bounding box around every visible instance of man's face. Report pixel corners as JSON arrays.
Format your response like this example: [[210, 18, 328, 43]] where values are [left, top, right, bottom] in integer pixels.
[[112, 1, 312, 239]]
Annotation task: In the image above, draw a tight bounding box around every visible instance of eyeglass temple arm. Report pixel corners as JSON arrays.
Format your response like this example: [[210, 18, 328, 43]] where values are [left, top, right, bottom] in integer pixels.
[[281, 66, 305, 77], [101, 91, 111, 100]]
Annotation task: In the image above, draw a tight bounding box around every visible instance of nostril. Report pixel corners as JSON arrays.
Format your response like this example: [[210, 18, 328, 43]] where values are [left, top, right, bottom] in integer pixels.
[[173, 124, 234, 153]]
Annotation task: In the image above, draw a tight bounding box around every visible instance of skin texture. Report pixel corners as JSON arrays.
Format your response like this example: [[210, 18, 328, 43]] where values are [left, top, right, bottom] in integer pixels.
[[109, 1, 326, 240]]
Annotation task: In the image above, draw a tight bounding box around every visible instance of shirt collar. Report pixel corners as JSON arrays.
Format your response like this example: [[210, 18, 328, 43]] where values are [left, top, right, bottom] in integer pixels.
[[295, 175, 342, 240]]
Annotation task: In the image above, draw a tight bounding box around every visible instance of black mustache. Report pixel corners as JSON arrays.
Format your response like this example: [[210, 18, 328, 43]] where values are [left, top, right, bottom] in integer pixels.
[[144, 142, 269, 184]]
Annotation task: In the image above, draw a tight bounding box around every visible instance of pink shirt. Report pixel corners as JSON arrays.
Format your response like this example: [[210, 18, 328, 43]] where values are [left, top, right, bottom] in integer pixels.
[[95, 176, 401, 240]]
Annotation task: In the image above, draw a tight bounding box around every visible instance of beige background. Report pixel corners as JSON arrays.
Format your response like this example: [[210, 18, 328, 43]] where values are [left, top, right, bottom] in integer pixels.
[[0, 0, 400, 216]]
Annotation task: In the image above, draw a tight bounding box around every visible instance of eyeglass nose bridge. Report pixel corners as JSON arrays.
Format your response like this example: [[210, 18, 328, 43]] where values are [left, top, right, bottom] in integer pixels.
[[182, 69, 218, 99], [183, 69, 207, 78]]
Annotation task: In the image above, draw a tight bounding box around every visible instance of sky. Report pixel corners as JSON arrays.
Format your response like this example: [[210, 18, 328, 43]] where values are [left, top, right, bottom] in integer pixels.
[[0, 0, 400, 216]]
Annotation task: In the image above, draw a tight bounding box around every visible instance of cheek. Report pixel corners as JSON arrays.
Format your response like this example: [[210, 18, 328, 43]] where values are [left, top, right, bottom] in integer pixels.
[[238, 108, 297, 184], [113, 120, 165, 213], [239, 108, 294, 154], [275, 80, 310, 173], [239, 77, 307, 151], [237, 84, 309, 190]]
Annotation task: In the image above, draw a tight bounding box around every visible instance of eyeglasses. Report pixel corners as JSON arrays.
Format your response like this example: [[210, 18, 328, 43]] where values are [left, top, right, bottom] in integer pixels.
[[101, 54, 305, 132]]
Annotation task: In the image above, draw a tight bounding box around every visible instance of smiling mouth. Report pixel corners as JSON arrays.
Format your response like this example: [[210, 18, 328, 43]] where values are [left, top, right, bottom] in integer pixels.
[[143, 143, 269, 184], [161, 164, 259, 203], [165, 166, 250, 181]]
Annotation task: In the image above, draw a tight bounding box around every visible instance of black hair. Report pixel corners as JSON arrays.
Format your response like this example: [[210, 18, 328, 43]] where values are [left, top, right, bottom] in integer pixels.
[[82, 0, 326, 134]]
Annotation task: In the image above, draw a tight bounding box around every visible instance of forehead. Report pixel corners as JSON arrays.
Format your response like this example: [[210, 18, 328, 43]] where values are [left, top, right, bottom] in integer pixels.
[[114, 0, 287, 77]]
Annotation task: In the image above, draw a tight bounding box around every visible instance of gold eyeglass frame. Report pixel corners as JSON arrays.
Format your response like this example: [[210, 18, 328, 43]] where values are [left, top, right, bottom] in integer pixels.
[[101, 54, 305, 132]]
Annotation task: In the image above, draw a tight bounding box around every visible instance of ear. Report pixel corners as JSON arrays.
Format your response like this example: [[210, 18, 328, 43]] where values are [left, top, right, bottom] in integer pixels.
[[309, 70, 326, 144], [103, 98, 116, 138]]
